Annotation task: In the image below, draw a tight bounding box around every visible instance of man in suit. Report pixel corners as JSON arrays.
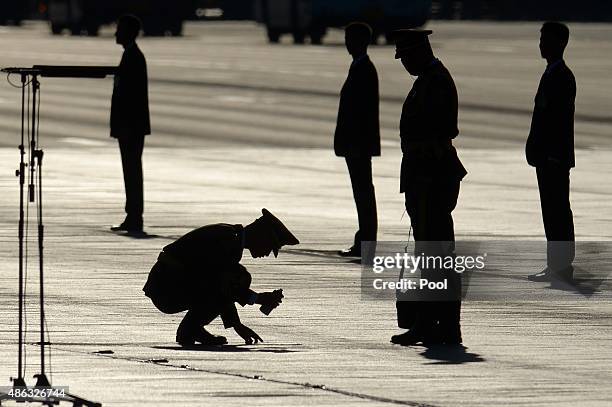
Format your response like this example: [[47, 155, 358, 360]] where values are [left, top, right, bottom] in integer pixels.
[[334, 22, 381, 258], [526, 22, 576, 283], [390, 30, 467, 346], [110, 15, 150, 233], [143, 209, 299, 346]]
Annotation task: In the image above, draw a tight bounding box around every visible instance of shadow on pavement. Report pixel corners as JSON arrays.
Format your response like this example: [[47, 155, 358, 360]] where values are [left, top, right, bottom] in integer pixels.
[[106, 230, 167, 239], [546, 267, 609, 297], [419, 345, 486, 365], [152, 345, 300, 353], [283, 248, 345, 260]]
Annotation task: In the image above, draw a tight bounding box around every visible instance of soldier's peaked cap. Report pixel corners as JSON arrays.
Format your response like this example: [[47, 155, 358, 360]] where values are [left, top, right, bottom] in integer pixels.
[[260, 208, 299, 256], [393, 29, 433, 59]]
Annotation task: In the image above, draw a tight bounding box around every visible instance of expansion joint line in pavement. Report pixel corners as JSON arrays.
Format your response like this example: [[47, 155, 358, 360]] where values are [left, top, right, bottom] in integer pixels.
[[51, 345, 439, 407]]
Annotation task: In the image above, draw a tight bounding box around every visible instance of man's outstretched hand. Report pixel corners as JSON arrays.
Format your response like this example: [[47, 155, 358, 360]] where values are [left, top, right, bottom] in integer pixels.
[[234, 323, 263, 345], [258, 289, 284, 315]]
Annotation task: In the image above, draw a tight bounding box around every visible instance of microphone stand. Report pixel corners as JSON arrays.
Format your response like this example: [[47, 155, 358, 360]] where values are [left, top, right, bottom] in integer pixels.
[[14, 71, 28, 390], [0, 65, 114, 407]]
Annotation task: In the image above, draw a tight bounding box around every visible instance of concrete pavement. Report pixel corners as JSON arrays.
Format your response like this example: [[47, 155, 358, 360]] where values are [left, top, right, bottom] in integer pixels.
[[0, 146, 610, 406], [0, 20, 611, 406]]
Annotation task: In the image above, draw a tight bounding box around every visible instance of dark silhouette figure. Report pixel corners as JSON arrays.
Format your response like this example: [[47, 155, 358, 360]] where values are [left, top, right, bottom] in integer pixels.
[[526, 22, 576, 283], [110, 15, 151, 234], [334, 22, 380, 258], [389, 29, 467, 347], [143, 209, 299, 346]]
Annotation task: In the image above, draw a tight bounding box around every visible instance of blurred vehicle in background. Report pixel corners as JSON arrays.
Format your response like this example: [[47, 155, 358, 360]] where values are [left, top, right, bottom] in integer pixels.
[[41, 0, 192, 36], [193, 0, 255, 20], [432, 0, 612, 21], [0, 1, 27, 25], [254, 0, 431, 44]]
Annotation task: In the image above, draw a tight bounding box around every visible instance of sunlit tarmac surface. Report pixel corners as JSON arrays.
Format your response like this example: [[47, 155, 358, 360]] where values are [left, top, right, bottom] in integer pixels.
[[0, 21, 610, 406]]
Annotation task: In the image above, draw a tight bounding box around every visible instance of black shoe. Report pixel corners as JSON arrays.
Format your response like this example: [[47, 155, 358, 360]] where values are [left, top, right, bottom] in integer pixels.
[[554, 266, 574, 281], [110, 223, 128, 232], [176, 326, 227, 346], [391, 329, 432, 346], [528, 266, 573, 282], [391, 323, 438, 346], [550, 266, 575, 287], [438, 327, 463, 345], [528, 268, 552, 282], [111, 222, 143, 234], [338, 246, 361, 257], [391, 330, 418, 345]]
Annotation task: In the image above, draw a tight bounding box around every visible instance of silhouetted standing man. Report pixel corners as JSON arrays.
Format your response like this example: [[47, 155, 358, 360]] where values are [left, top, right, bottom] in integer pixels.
[[390, 30, 467, 346], [527, 22, 576, 283], [334, 22, 380, 257], [110, 15, 150, 233]]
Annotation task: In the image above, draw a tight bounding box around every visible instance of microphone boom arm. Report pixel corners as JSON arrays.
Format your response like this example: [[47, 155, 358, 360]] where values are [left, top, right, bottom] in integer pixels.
[[2, 65, 116, 78]]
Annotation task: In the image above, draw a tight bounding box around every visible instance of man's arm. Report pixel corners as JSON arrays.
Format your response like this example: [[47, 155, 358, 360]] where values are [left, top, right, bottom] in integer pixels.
[[545, 70, 576, 165], [349, 62, 380, 155], [120, 49, 147, 106], [219, 302, 241, 329], [425, 73, 458, 141], [218, 303, 263, 344]]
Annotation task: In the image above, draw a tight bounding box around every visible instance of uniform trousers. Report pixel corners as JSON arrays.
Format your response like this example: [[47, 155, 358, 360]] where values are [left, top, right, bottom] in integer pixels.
[[396, 176, 461, 335], [536, 165, 575, 271], [345, 156, 378, 249], [118, 135, 144, 226]]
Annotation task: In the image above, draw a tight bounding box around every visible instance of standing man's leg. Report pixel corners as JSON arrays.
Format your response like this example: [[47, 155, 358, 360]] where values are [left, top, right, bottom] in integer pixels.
[[359, 157, 378, 244], [394, 178, 462, 344], [536, 166, 575, 276], [118, 135, 144, 230], [431, 178, 462, 344], [394, 182, 433, 337], [344, 156, 378, 255]]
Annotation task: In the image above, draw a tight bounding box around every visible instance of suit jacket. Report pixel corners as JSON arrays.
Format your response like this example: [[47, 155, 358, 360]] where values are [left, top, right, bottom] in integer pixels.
[[334, 55, 381, 157], [399, 60, 466, 190], [111, 42, 151, 138], [526, 60, 576, 168], [143, 224, 255, 328]]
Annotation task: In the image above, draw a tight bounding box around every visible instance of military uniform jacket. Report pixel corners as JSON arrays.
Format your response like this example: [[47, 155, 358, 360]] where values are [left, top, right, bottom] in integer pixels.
[[526, 60, 576, 168], [110, 43, 151, 138], [399, 60, 466, 191], [334, 55, 381, 157], [143, 224, 256, 328]]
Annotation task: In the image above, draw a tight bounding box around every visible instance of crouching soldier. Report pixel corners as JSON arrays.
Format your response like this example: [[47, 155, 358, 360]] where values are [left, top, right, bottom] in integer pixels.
[[143, 209, 299, 346]]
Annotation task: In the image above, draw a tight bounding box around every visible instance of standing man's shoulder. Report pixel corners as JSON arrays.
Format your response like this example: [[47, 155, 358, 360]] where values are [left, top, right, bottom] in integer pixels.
[[557, 62, 576, 86], [360, 56, 378, 77], [134, 43, 147, 60], [559, 60, 574, 76], [124, 43, 146, 64], [351, 56, 378, 95], [434, 62, 456, 85], [427, 62, 458, 100], [548, 61, 576, 99], [364, 55, 377, 69]]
